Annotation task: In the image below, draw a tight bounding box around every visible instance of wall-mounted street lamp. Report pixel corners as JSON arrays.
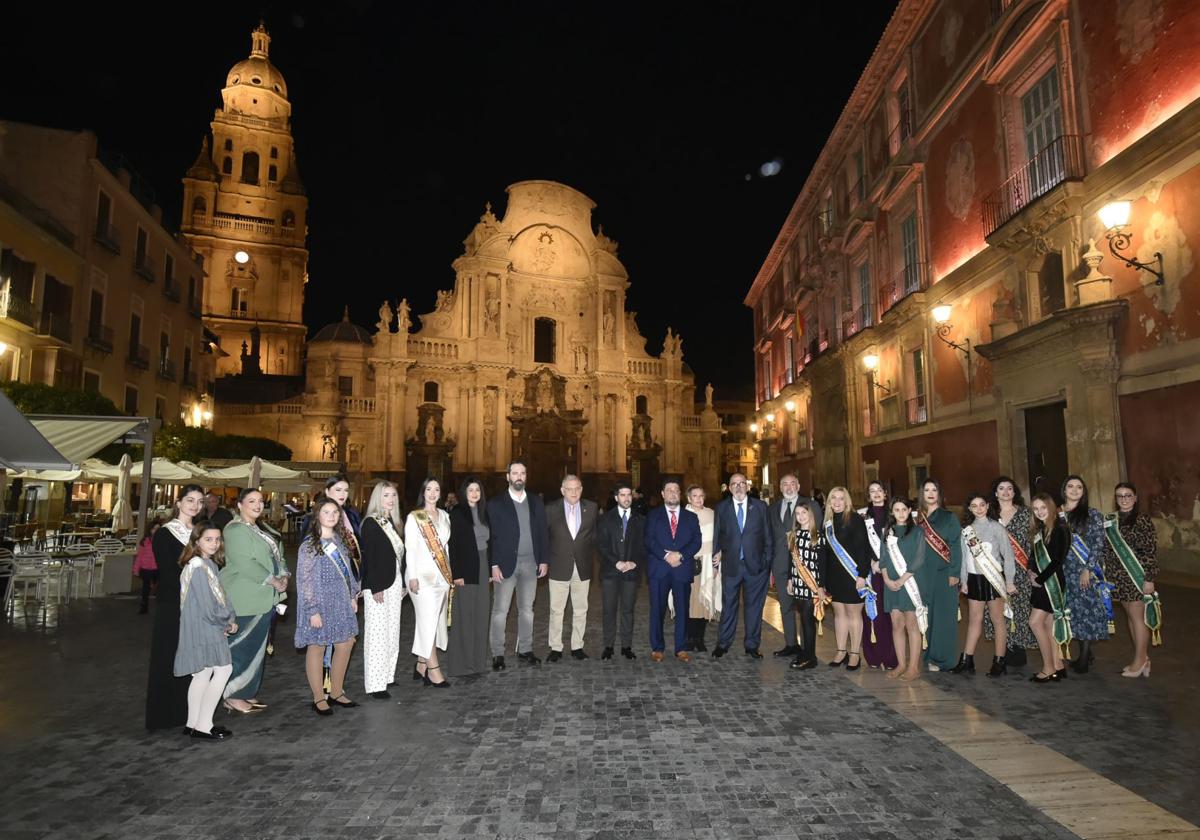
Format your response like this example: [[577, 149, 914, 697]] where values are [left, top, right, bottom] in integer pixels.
[[764, 412, 775, 424], [784, 400, 796, 412], [932, 303, 972, 409], [1098, 200, 1164, 285], [861, 352, 895, 395], [749, 422, 758, 434]]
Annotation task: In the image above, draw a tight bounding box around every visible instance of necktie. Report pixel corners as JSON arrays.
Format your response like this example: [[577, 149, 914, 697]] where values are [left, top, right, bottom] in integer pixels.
[[669, 509, 678, 538], [621, 510, 628, 539], [737, 502, 745, 532], [784, 500, 793, 526], [569, 504, 577, 539]]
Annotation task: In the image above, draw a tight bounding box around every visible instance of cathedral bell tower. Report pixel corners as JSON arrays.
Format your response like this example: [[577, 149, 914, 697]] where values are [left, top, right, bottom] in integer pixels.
[[182, 22, 308, 377]]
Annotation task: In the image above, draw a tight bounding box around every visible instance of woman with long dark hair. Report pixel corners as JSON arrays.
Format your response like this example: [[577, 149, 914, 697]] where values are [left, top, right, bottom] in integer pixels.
[[295, 498, 361, 714], [857, 481, 898, 670], [984, 477, 1037, 667], [1101, 482, 1159, 677], [145, 484, 206, 731], [359, 481, 405, 699], [406, 478, 453, 687], [220, 488, 289, 713], [880, 497, 927, 682], [445, 476, 491, 677], [915, 479, 962, 672], [954, 491, 1016, 676], [1060, 475, 1111, 672], [1028, 493, 1070, 683]]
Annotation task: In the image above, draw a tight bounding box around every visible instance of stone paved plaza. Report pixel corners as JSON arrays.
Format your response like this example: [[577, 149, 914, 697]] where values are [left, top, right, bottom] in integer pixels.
[[1, 572, 1197, 840]]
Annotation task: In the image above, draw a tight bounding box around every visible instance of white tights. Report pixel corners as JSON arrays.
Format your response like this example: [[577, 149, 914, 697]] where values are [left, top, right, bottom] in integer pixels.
[[187, 664, 232, 733]]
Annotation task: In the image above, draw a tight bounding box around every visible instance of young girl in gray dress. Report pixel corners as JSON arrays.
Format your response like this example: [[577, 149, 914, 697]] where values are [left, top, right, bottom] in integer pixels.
[[174, 524, 238, 741]]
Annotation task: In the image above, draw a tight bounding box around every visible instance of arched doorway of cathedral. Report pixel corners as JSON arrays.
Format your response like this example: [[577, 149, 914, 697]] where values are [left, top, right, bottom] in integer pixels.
[[512, 412, 584, 498]]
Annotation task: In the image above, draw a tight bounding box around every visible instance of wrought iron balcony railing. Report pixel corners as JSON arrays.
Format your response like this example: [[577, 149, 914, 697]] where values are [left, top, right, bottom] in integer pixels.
[[982, 134, 1085, 237]]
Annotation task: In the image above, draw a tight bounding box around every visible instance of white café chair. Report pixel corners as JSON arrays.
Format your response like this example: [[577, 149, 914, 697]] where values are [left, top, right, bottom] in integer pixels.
[[5, 551, 52, 613], [63, 543, 98, 600]]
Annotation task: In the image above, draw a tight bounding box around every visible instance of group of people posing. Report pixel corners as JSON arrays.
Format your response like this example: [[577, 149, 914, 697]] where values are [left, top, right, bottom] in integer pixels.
[[143, 465, 1162, 740]]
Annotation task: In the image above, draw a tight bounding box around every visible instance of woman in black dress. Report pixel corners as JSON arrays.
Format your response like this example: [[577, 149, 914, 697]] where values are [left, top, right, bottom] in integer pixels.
[[819, 486, 871, 671], [1028, 493, 1070, 684], [445, 477, 491, 678], [145, 483, 206, 731]]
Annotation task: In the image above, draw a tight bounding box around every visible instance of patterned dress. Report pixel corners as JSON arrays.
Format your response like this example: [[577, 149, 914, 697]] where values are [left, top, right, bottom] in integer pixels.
[[294, 535, 362, 648], [1101, 513, 1158, 602], [984, 505, 1037, 650], [1061, 507, 1110, 641]]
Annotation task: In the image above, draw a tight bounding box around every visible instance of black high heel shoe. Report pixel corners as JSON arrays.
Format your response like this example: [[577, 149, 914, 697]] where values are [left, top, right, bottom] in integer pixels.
[[311, 698, 334, 716], [423, 665, 451, 688], [828, 649, 847, 667], [413, 661, 425, 681], [845, 650, 862, 672], [329, 693, 359, 708], [1070, 644, 1095, 674]]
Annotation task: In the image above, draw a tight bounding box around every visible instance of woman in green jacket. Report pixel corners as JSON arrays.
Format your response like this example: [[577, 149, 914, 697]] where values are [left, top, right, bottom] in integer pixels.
[[220, 488, 289, 713], [916, 479, 963, 672]]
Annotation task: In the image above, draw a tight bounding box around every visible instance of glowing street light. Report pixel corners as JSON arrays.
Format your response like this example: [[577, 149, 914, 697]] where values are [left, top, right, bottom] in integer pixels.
[[234, 250, 250, 264]]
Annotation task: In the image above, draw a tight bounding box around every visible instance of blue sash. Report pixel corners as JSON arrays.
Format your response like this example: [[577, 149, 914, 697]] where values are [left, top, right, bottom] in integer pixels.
[[322, 539, 354, 588], [824, 520, 877, 620], [1068, 528, 1114, 626]]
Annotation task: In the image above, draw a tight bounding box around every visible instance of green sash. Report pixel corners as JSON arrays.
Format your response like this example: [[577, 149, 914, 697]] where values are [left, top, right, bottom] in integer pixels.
[[1103, 514, 1163, 646], [1033, 531, 1072, 658]]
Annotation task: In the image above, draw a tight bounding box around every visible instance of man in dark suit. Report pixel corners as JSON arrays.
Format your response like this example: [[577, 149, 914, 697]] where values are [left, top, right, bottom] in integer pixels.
[[644, 479, 702, 663], [712, 472, 774, 658], [487, 460, 550, 670], [596, 482, 644, 660], [768, 473, 817, 657], [546, 474, 598, 661]]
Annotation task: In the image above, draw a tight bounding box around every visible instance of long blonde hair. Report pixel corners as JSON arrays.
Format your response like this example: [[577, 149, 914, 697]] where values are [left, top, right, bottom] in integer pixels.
[[822, 486, 854, 528], [364, 480, 402, 528]]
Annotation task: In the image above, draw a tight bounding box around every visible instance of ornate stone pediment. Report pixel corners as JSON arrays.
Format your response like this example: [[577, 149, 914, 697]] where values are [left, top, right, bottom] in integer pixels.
[[514, 367, 575, 417]]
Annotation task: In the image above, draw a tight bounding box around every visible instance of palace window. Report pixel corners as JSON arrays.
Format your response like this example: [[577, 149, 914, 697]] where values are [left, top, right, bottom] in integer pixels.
[[124, 385, 138, 415], [635, 395, 648, 415], [240, 151, 260, 185], [338, 376, 353, 397], [222, 157, 233, 175], [223, 139, 233, 152], [423, 381, 439, 403]]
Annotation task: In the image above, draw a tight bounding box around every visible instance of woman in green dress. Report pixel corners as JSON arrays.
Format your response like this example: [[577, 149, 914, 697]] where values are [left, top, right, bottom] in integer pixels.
[[880, 498, 927, 681], [916, 479, 962, 672]]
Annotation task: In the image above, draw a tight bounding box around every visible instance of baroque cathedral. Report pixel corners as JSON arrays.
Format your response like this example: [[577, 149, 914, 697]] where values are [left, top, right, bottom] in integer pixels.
[[190, 26, 723, 499]]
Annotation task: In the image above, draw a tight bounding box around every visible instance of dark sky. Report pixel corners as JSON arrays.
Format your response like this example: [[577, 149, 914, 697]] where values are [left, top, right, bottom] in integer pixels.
[[7, 2, 896, 402]]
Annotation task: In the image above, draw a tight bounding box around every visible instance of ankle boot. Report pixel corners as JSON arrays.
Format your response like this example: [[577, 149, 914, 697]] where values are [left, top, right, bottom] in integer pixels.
[[986, 655, 1006, 677], [949, 653, 974, 674], [1070, 641, 1094, 674]]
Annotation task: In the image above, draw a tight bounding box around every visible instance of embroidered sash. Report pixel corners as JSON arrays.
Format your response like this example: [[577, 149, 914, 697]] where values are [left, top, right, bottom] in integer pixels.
[[857, 507, 882, 560], [885, 533, 929, 636], [963, 524, 1012, 621], [180, 556, 227, 609], [414, 510, 455, 627], [165, 518, 191, 546], [917, 512, 953, 564], [1008, 532, 1030, 572], [1103, 515, 1163, 646], [1033, 531, 1072, 657], [824, 520, 877, 620], [1063, 512, 1115, 631]]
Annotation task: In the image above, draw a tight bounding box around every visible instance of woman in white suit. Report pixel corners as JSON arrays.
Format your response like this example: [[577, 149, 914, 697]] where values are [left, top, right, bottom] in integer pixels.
[[404, 477, 452, 688]]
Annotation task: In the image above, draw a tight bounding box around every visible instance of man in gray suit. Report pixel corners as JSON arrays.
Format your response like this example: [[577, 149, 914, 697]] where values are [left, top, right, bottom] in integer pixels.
[[767, 474, 817, 657], [546, 475, 598, 661], [711, 473, 774, 658]]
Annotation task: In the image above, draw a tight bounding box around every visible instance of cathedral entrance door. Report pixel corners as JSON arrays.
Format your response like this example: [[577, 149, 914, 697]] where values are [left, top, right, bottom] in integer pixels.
[[512, 414, 581, 498]]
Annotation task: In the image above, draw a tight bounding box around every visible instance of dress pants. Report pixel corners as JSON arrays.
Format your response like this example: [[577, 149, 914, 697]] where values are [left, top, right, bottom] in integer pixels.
[[362, 580, 404, 693], [490, 554, 537, 656], [548, 566, 590, 652], [649, 574, 690, 653], [794, 598, 817, 663], [602, 576, 638, 649], [717, 568, 771, 651], [773, 566, 797, 646]]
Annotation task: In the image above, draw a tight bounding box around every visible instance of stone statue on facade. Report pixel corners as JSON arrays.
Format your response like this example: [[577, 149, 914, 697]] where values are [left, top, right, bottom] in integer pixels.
[[705, 382, 714, 407], [396, 298, 411, 334], [376, 300, 394, 334]]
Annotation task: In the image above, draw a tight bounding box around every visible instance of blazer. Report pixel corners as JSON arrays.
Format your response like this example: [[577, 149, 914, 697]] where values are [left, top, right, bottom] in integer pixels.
[[359, 515, 404, 593], [643, 505, 702, 582], [546, 498, 598, 581], [487, 489, 550, 578], [448, 504, 485, 585], [596, 506, 645, 581], [220, 519, 287, 616], [712, 495, 773, 579]]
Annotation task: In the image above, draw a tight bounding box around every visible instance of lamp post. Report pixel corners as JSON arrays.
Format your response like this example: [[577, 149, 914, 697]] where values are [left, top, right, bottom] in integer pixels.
[[862, 352, 894, 395], [932, 304, 972, 411], [1098, 201, 1164, 285]]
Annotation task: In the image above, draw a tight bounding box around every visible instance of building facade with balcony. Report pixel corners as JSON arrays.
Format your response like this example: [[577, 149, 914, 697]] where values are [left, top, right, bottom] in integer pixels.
[[181, 24, 309, 379], [0, 122, 215, 424], [745, 0, 1200, 570], [217, 180, 723, 502]]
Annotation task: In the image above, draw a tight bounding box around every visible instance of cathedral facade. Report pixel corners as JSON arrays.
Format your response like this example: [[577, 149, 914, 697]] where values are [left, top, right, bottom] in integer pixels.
[[198, 27, 721, 500]]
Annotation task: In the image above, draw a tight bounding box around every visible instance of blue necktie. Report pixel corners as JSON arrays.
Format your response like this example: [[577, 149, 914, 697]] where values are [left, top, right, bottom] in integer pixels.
[[621, 510, 628, 539], [737, 501, 745, 531]]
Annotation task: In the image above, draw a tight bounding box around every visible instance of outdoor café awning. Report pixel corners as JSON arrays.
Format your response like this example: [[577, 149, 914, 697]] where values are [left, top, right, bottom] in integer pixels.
[[25, 415, 145, 467], [0, 391, 73, 471]]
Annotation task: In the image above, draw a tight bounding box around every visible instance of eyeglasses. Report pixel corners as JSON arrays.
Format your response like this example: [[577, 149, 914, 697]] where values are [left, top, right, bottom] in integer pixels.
[[729, 481, 748, 487], [1115, 493, 1135, 500]]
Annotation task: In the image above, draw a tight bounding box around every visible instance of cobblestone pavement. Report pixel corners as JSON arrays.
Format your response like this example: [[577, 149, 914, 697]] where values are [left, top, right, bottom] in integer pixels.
[[0, 571, 1194, 840]]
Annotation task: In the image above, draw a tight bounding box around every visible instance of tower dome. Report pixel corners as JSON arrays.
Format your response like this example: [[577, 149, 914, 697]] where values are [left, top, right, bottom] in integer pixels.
[[222, 24, 290, 120]]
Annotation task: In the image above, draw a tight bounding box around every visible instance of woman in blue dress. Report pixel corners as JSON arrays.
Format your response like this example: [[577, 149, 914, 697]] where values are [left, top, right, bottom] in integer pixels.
[[1060, 475, 1110, 673], [295, 499, 361, 715]]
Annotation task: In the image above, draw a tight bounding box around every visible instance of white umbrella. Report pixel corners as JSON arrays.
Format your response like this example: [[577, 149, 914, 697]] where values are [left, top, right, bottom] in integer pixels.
[[129, 457, 204, 483], [111, 453, 134, 531], [248, 455, 263, 490]]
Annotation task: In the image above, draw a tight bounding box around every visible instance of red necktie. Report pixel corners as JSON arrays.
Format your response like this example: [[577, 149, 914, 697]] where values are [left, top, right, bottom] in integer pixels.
[[669, 509, 678, 539]]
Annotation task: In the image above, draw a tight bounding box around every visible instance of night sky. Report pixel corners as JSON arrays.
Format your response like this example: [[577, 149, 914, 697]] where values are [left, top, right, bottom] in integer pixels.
[[7, 3, 896, 402]]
